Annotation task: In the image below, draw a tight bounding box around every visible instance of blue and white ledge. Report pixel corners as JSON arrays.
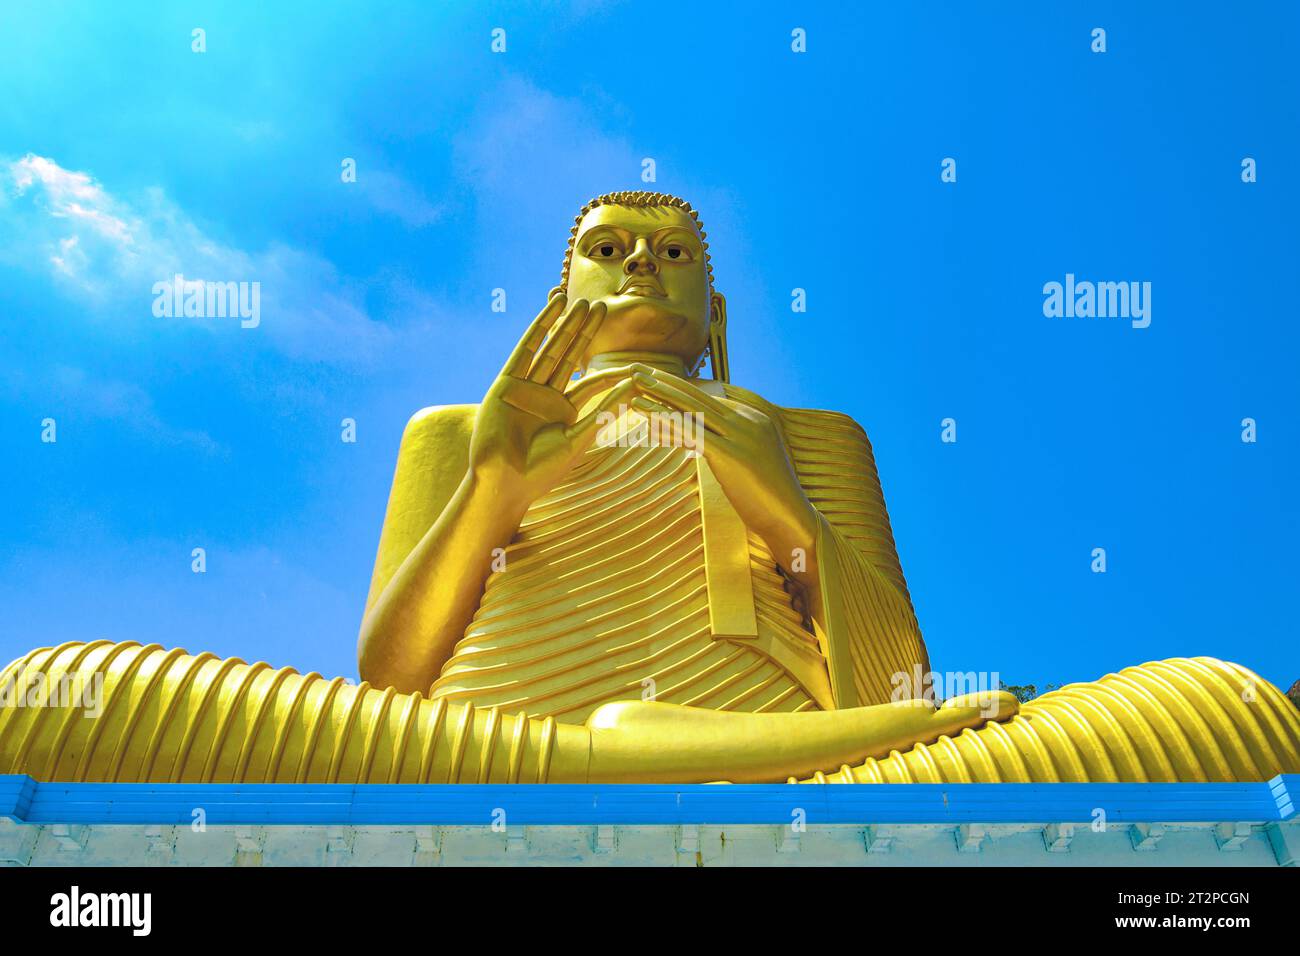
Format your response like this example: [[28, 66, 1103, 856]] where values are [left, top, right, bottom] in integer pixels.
[[1, 774, 1296, 866]]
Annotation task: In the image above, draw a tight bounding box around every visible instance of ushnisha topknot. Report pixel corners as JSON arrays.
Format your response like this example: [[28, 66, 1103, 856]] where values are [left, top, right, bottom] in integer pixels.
[[560, 191, 713, 291]]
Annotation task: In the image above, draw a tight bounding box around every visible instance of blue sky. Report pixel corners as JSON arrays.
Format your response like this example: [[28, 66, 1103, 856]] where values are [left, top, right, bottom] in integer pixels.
[[1, 1, 1296, 693]]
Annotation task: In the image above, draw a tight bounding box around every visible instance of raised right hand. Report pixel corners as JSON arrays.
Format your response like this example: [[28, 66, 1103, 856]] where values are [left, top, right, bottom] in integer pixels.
[[468, 293, 639, 509]]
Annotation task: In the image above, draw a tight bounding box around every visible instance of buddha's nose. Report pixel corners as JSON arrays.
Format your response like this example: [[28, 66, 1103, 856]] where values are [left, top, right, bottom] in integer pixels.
[[624, 240, 658, 275]]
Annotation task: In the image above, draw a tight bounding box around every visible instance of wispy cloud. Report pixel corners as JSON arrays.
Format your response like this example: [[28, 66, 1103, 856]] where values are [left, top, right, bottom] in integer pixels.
[[454, 76, 641, 223], [5, 155, 140, 287], [1, 153, 395, 365], [1, 364, 224, 454], [359, 168, 443, 228], [451, 76, 755, 346]]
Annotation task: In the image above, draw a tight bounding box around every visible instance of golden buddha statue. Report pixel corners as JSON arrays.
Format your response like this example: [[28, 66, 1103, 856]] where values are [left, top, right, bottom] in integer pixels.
[[2, 191, 1297, 786]]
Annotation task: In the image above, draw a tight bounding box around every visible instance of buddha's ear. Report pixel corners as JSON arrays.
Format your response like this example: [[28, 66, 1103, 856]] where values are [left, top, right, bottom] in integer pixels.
[[708, 292, 730, 383]]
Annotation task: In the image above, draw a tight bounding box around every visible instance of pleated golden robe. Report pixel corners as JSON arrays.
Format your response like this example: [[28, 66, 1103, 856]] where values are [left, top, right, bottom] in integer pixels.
[[425, 385, 929, 721]]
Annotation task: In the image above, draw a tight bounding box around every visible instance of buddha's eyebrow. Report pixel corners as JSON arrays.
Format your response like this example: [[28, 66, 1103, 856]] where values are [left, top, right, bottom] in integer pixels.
[[578, 224, 633, 242], [579, 223, 699, 245], [649, 225, 701, 243]]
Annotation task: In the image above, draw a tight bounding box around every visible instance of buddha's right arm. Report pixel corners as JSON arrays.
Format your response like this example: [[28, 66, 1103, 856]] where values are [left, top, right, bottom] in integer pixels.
[[357, 405, 529, 693], [0, 641, 1018, 784]]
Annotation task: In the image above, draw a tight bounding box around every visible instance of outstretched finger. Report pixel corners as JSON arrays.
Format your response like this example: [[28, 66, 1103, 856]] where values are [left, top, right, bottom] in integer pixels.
[[564, 361, 673, 409], [564, 364, 638, 410], [528, 300, 589, 384], [549, 301, 607, 388], [504, 293, 568, 377]]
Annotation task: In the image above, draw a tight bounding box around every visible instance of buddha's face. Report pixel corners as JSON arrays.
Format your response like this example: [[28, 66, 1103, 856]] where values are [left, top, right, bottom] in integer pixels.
[[565, 203, 718, 367]]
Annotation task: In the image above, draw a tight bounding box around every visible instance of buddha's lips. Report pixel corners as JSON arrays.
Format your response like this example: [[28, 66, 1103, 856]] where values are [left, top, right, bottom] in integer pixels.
[[617, 277, 666, 297]]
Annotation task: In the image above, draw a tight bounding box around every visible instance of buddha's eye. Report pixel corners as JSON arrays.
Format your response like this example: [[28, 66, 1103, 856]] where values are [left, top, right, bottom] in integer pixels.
[[588, 242, 622, 259], [662, 244, 691, 261]]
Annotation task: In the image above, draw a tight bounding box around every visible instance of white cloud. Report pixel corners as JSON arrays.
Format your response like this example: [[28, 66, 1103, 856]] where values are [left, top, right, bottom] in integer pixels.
[[1, 153, 395, 365], [13, 154, 112, 207], [14, 154, 135, 247]]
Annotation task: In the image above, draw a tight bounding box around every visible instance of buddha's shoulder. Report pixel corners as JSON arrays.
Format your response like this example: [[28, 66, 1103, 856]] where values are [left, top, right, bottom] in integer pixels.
[[722, 385, 873, 446], [399, 403, 478, 454]]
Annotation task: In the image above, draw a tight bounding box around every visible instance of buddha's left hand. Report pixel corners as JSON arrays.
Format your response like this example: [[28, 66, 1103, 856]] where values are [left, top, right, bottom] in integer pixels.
[[627, 368, 820, 571]]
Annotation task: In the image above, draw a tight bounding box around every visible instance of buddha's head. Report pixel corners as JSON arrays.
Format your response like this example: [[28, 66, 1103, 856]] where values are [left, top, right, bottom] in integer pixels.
[[557, 191, 729, 380]]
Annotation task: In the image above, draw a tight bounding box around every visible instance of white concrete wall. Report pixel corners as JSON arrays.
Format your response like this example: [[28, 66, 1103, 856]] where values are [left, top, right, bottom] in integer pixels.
[[1, 818, 1294, 866]]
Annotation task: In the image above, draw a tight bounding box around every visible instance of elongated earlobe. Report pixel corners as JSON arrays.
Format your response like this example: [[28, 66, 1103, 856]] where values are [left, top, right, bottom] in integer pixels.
[[709, 292, 729, 382]]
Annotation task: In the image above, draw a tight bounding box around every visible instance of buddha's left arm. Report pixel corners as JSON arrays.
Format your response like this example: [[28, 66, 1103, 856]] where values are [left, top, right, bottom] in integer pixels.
[[775, 406, 931, 709]]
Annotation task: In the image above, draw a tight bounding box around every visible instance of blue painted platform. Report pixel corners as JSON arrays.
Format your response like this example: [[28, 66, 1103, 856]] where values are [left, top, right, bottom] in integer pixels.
[[2, 774, 1295, 827]]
